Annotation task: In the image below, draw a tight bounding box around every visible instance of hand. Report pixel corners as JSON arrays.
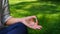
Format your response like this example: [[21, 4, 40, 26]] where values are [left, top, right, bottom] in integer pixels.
[[6, 16, 42, 30], [21, 16, 42, 30]]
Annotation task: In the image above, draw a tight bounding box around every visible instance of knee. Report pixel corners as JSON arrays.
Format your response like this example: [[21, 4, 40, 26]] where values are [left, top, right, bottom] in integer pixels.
[[7, 22, 27, 30], [15, 22, 26, 28], [6, 22, 28, 34], [11, 22, 27, 28], [7, 22, 27, 31]]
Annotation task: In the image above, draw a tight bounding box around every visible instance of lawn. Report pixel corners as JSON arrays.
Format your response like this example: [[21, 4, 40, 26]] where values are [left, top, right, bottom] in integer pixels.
[[9, 0, 60, 34]]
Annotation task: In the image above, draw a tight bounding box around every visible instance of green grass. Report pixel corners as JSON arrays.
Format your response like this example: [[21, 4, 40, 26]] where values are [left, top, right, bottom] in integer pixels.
[[9, 0, 60, 34]]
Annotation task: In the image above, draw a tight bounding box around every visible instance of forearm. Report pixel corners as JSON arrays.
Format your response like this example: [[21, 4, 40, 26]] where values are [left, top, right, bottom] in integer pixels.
[[6, 17, 23, 25]]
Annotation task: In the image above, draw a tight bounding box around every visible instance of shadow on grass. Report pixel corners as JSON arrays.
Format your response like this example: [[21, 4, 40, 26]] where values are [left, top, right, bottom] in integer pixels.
[[38, 0, 60, 2], [38, 0, 60, 5], [9, 1, 60, 34], [10, 1, 60, 14]]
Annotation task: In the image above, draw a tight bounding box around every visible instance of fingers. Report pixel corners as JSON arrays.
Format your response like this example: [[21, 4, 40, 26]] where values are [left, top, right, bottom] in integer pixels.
[[25, 16, 38, 22], [26, 16, 37, 19], [32, 25, 42, 30], [31, 16, 38, 24], [36, 25, 42, 30], [28, 16, 38, 23]]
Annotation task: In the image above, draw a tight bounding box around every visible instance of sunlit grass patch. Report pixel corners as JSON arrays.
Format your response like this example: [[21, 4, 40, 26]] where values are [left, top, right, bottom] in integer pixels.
[[9, 0, 37, 4]]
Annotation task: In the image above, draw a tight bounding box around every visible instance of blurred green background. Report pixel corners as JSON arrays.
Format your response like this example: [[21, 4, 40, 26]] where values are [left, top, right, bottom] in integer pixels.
[[9, 0, 60, 34]]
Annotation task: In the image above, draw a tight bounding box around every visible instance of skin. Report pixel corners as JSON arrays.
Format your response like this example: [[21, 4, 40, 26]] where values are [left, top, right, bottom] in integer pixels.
[[6, 16, 42, 30]]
